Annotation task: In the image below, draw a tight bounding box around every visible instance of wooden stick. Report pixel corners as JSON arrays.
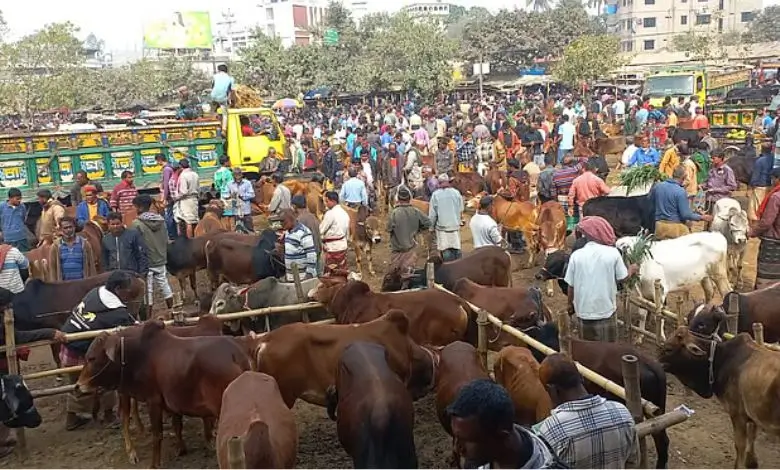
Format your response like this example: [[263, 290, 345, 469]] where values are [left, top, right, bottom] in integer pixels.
[[4, 309, 27, 457], [615, 319, 658, 341], [653, 279, 664, 348], [622, 354, 647, 468], [31, 384, 76, 399], [557, 311, 572, 358], [622, 291, 632, 344], [636, 409, 690, 438], [627, 296, 679, 322], [476, 308, 488, 371], [290, 264, 310, 323], [0, 301, 326, 352], [23, 365, 83, 381], [726, 291, 739, 335], [426, 262, 435, 289], [722, 331, 780, 351], [676, 297, 685, 327], [752, 323, 765, 346], [227, 436, 246, 469]]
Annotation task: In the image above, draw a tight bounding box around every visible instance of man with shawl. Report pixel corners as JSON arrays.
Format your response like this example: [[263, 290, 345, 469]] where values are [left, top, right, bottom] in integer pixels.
[[564, 216, 637, 342], [748, 168, 780, 289]]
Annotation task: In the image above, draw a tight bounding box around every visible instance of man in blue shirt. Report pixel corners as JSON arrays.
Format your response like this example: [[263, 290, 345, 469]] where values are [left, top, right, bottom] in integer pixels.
[[628, 137, 660, 167], [210, 64, 234, 107], [0, 188, 28, 252], [649, 166, 712, 240], [748, 142, 775, 222], [339, 168, 368, 208]]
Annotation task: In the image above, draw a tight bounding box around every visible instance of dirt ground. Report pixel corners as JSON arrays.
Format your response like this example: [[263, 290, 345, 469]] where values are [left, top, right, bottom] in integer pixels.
[[7, 154, 780, 469]]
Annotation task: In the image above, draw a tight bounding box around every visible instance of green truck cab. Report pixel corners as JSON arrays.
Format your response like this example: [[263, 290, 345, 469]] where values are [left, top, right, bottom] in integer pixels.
[[0, 121, 224, 201]]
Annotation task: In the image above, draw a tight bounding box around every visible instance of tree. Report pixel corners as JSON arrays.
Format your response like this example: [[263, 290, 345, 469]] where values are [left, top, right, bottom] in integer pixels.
[[527, 0, 552, 13], [551, 34, 624, 87], [670, 29, 741, 63], [0, 10, 7, 41], [744, 6, 780, 43]]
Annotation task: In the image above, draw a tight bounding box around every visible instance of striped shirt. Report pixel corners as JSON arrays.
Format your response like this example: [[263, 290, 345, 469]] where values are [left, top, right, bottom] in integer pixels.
[[110, 181, 138, 215], [552, 165, 581, 197], [536, 395, 638, 469], [60, 237, 85, 281], [284, 223, 318, 282], [0, 246, 29, 293]]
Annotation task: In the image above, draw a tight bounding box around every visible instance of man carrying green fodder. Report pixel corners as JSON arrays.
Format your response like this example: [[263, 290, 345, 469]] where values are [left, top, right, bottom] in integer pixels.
[[647, 166, 712, 240]]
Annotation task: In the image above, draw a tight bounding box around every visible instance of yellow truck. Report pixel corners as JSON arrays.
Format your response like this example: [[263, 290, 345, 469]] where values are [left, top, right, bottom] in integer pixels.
[[0, 107, 286, 202], [644, 68, 751, 108]]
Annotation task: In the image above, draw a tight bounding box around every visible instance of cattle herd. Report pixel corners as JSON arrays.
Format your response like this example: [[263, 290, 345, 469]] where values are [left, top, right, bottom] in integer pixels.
[[10, 163, 780, 469]]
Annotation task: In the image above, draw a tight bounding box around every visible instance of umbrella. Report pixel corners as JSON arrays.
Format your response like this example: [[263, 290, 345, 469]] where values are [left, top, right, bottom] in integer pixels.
[[272, 98, 302, 109]]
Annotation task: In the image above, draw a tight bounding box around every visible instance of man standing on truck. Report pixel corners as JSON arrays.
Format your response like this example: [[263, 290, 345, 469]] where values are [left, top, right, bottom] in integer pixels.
[[210, 64, 235, 132], [173, 159, 200, 238], [70, 170, 104, 206], [0, 189, 28, 252], [110, 171, 139, 227]]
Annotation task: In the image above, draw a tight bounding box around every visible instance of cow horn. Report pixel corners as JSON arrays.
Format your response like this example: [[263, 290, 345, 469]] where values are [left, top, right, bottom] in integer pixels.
[[684, 342, 707, 357]]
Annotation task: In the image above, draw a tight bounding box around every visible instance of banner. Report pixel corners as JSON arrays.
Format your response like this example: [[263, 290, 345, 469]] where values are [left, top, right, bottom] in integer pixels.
[[143, 12, 213, 49]]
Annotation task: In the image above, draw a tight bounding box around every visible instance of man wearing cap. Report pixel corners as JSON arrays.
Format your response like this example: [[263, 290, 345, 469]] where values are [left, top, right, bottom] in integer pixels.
[[470, 196, 504, 249], [226, 167, 255, 231], [36, 189, 66, 243], [429, 173, 463, 261], [75, 185, 110, 228], [536, 354, 638, 469], [384, 186, 431, 291], [564, 216, 637, 342], [264, 173, 291, 215], [320, 191, 351, 275], [292, 194, 321, 273], [173, 159, 200, 238]]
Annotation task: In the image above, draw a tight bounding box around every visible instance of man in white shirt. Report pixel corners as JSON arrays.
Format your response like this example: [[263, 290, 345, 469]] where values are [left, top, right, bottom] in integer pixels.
[[470, 196, 505, 248], [618, 135, 637, 170], [564, 216, 636, 342], [319, 191, 351, 275], [556, 115, 576, 165], [612, 98, 626, 121]]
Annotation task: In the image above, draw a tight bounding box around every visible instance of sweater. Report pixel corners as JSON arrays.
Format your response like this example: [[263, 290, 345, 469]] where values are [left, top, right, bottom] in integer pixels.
[[131, 212, 168, 268], [101, 228, 149, 274]]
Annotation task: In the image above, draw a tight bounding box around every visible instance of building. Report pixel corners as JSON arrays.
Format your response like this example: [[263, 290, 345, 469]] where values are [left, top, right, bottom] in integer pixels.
[[402, 0, 454, 17], [347, 0, 371, 22], [614, 0, 762, 53], [253, 0, 328, 47]]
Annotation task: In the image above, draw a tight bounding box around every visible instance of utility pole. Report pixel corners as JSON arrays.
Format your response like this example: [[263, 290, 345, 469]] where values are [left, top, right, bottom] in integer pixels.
[[478, 51, 484, 101]]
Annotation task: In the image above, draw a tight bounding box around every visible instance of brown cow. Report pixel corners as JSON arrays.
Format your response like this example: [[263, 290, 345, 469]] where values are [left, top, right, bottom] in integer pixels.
[[203, 230, 282, 289], [81, 218, 106, 272], [485, 169, 507, 194], [118, 315, 225, 464], [325, 342, 417, 468], [247, 309, 434, 407], [217, 372, 298, 469], [451, 278, 549, 350], [450, 172, 486, 198], [76, 320, 252, 468], [254, 178, 275, 207], [490, 197, 539, 267], [309, 278, 470, 346], [343, 205, 381, 276], [282, 179, 307, 196], [306, 181, 326, 220], [536, 201, 567, 295], [493, 346, 552, 426], [688, 285, 780, 343], [432, 341, 489, 466], [194, 205, 227, 237], [26, 238, 53, 280], [432, 245, 513, 290]]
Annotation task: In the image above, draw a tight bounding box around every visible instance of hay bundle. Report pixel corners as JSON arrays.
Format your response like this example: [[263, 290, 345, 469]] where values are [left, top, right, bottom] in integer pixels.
[[233, 84, 265, 109]]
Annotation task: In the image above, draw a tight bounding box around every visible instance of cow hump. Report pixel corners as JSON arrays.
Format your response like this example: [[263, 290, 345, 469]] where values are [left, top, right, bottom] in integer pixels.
[[383, 309, 410, 334]]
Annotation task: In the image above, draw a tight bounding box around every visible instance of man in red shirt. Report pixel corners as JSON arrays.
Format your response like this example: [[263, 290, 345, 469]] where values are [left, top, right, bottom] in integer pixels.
[[568, 161, 611, 217], [691, 107, 709, 130], [109, 170, 139, 226]]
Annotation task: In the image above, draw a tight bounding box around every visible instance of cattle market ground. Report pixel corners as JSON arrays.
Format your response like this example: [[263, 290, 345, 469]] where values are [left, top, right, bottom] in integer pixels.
[[8, 153, 780, 469]]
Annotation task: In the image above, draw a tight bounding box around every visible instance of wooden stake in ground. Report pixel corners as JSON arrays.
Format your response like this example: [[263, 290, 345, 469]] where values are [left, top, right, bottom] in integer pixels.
[[621, 354, 647, 468], [3, 308, 27, 458]]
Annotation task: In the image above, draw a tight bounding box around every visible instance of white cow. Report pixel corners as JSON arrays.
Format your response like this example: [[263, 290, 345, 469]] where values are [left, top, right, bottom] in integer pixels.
[[616, 231, 732, 344], [709, 197, 748, 288]]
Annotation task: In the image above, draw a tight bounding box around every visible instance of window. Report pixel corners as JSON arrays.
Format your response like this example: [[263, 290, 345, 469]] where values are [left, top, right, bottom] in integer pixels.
[[718, 0, 723, 9], [643, 17, 656, 27], [266, 8, 274, 20], [741, 11, 755, 22], [681, 0, 687, 3], [293, 4, 308, 28], [645, 0, 654, 4], [644, 39, 655, 50], [622, 40, 634, 52], [680, 14, 687, 24], [696, 13, 711, 25], [718, 17, 723, 31]]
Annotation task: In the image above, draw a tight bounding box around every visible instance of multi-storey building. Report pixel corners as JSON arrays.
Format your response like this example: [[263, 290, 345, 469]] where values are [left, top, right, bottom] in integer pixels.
[[614, 0, 762, 53]]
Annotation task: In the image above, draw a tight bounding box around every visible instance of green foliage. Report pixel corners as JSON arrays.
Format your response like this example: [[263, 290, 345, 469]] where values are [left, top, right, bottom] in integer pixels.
[[619, 165, 665, 195], [551, 34, 623, 87], [744, 6, 780, 43]]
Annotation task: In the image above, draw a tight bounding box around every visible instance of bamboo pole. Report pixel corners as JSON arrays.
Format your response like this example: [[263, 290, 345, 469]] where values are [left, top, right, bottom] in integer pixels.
[[721, 332, 780, 351], [622, 291, 632, 344], [4, 309, 27, 457], [476, 309, 488, 371], [653, 280, 664, 347], [557, 311, 571, 358], [676, 297, 686, 327], [627, 296, 679, 323], [290, 264, 310, 323], [432, 283, 660, 416], [752, 323, 765, 346], [227, 436, 246, 469], [635, 409, 689, 438], [622, 354, 647, 468], [31, 384, 75, 399], [0, 301, 326, 353], [616, 318, 658, 341], [726, 290, 739, 335], [426, 262, 435, 289]]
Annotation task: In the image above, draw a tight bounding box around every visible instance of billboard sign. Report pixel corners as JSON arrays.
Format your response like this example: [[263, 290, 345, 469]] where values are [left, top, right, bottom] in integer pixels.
[[143, 12, 213, 49]]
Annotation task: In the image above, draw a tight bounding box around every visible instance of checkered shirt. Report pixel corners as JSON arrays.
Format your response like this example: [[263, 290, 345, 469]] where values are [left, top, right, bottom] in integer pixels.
[[536, 395, 638, 469], [476, 141, 494, 166]]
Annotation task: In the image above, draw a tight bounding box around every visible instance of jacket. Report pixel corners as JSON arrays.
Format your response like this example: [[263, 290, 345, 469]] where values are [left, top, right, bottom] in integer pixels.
[[101, 228, 149, 274], [0, 202, 27, 243], [131, 212, 168, 268], [387, 204, 432, 252], [61, 286, 138, 355], [48, 236, 97, 281], [75, 199, 110, 228]]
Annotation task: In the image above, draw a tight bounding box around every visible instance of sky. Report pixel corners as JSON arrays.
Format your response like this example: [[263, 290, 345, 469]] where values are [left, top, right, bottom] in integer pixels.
[[3, 0, 778, 52]]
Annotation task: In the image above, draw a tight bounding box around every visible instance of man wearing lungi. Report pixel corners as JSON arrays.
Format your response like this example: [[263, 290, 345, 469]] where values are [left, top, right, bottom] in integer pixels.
[[382, 187, 431, 291], [172, 159, 200, 238], [320, 192, 351, 275]]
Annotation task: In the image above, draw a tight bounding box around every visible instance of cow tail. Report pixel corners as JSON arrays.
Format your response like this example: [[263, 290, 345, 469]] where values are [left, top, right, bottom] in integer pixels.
[[505, 250, 513, 287], [357, 407, 418, 469], [204, 240, 213, 274]]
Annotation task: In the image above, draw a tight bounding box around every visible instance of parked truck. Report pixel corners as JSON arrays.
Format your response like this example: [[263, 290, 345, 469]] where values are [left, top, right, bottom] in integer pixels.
[[0, 107, 286, 202], [644, 67, 751, 108]]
